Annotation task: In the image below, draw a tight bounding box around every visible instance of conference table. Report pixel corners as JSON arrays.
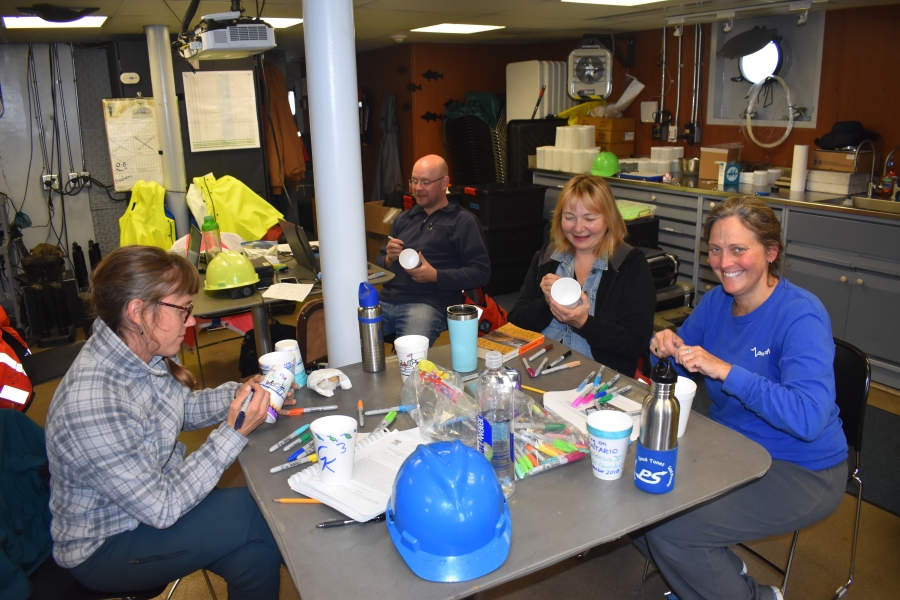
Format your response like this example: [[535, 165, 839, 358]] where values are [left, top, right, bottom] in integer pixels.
[[193, 257, 393, 357], [237, 344, 771, 600]]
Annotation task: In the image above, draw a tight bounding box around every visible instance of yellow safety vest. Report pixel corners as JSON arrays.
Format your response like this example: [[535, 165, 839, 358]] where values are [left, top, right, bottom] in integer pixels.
[[193, 174, 284, 241], [119, 180, 176, 249]]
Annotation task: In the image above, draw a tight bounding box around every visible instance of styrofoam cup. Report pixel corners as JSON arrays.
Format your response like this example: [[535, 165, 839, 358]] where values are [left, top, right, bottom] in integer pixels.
[[587, 411, 633, 480], [399, 248, 420, 270], [260, 366, 294, 423], [768, 168, 782, 185], [550, 277, 582, 308], [674, 376, 698, 438], [394, 334, 429, 381], [310, 415, 358, 485], [259, 351, 296, 377], [275, 339, 307, 388]]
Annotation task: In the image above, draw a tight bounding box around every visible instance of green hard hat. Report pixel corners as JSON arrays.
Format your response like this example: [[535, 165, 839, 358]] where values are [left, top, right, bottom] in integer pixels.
[[591, 151, 620, 177], [204, 251, 260, 292]]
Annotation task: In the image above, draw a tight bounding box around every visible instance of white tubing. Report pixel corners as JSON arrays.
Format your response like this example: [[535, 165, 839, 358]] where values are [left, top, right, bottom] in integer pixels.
[[303, 0, 367, 368], [745, 75, 794, 148]]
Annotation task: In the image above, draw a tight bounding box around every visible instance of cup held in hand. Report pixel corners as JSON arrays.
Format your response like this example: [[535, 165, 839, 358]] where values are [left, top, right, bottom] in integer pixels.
[[550, 277, 583, 308], [399, 248, 421, 270]]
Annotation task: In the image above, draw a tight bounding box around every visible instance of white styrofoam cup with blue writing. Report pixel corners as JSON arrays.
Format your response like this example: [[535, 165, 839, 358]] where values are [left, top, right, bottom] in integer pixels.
[[587, 411, 633, 480]]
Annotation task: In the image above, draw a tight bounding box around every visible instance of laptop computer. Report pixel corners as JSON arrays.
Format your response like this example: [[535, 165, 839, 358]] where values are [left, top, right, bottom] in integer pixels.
[[187, 224, 203, 271], [278, 219, 321, 282]]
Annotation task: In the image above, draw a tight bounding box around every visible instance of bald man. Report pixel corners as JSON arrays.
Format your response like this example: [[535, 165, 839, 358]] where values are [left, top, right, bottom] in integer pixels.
[[375, 155, 490, 347]]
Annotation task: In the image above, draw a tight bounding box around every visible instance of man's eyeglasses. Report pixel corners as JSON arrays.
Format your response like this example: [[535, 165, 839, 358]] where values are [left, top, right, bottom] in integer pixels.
[[156, 301, 193, 323], [408, 176, 446, 188]]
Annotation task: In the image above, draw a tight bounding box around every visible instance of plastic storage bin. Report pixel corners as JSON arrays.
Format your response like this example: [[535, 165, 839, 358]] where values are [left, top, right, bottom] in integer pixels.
[[456, 183, 547, 229]]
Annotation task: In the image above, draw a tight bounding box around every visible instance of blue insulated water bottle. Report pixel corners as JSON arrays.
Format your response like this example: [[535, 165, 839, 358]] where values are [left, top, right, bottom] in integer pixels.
[[634, 359, 680, 494], [358, 282, 385, 373]]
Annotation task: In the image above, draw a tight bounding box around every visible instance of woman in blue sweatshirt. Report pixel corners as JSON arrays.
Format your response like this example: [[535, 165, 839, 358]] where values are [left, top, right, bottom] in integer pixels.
[[634, 197, 848, 600]]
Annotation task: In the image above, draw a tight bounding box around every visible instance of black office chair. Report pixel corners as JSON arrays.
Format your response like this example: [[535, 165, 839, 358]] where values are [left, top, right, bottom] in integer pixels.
[[642, 338, 870, 598]]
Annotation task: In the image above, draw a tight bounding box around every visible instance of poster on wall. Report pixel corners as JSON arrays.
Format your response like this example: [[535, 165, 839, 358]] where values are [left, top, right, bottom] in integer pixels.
[[182, 71, 261, 152], [102, 98, 165, 192]]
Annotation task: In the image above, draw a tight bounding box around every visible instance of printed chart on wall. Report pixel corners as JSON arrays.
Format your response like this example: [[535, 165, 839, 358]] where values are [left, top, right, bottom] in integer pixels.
[[101, 98, 164, 192], [182, 71, 260, 152]]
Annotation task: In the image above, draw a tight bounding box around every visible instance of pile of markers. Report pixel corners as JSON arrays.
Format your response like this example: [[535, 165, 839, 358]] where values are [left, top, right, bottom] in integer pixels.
[[570, 366, 632, 411], [522, 344, 581, 379], [511, 397, 589, 479]]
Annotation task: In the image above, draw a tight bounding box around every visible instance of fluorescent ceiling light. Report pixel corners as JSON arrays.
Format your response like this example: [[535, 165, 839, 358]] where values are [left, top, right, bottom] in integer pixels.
[[2, 15, 107, 28], [562, 0, 665, 5], [411, 23, 504, 34], [262, 18, 303, 28]]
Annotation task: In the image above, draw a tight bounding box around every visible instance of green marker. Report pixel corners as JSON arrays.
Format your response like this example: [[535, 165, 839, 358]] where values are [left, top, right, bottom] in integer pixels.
[[372, 410, 397, 434]]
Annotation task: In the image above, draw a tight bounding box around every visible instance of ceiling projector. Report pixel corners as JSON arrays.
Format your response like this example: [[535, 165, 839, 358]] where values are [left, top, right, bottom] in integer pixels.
[[177, 11, 275, 60]]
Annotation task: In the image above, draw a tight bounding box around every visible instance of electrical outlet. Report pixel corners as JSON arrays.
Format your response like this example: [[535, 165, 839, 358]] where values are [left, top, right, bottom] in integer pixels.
[[667, 126, 679, 142], [79, 171, 91, 187], [68, 172, 79, 185], [41, 174, 59, 190]]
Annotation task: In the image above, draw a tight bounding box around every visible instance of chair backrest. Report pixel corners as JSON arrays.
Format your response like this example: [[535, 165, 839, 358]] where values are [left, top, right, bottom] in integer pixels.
[[297, 299, 327, 368], [833, 338, 870, 453]]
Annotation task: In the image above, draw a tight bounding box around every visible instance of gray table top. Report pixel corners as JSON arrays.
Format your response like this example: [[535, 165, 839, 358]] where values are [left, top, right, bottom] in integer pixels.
[[238, 345, 771, 600]]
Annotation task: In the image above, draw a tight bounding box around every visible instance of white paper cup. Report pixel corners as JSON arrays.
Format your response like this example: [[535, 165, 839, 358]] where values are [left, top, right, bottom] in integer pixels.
[[310, 415, 358, 485], [587, 411, 633, 480], [275, 339, 307, 387], [674, 376, 697, 438], [259, 351, 296, 377], [398, 248, 421, 270], [550, 277, 582, 308], [767, 168, 782, 185], [394, 334, 429, 381], [260, 367, 294, 423]]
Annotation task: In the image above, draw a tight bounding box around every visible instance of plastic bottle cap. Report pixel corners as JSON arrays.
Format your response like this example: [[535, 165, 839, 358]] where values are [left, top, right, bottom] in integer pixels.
[[358, 282, 379, 308], [485, 351, 502, 369]]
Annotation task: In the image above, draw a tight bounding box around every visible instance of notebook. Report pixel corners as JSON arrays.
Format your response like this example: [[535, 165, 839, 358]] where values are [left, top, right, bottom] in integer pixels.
[[278, 218, 321, 283], [287, 428, 426, 522]]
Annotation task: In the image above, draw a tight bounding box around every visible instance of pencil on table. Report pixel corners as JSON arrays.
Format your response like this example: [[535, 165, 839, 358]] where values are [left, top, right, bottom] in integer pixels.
[[272, 498, 323, 504]]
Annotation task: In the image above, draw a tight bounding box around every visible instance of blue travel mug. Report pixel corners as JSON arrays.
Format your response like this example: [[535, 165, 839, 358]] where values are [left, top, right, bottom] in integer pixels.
[[446, 304, 479, 373]]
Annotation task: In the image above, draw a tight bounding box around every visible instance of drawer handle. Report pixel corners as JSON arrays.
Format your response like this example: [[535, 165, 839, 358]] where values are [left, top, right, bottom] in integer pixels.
[[709, 202, 716, 209], [661, 227, 684, 234], [815, 256, 853, 268], [840, 276, 847, 283], [705, 285, 712, 291], [651, 195, 657, 201], [856, 279, 864, 286]]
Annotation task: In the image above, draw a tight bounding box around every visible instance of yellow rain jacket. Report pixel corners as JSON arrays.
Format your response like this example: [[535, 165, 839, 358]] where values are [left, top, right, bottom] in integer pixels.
[[193, 174, 283, 241], [118, 180, 176, 249]]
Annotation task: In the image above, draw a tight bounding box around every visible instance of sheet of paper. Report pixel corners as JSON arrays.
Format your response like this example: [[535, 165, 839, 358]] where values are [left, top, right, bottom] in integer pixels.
[[544, 390, 641, 441], [182, 71, 260, 152], [262, 283, 313, 302], [102, 98, 164, 191]]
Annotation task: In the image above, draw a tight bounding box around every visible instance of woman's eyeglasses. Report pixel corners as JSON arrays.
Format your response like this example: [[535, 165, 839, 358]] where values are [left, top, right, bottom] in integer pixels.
[[156, 301, 193, 323]]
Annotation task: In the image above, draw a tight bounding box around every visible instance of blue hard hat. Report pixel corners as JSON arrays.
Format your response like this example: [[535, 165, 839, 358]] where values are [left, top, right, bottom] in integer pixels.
[[386, 440, 512, 582]]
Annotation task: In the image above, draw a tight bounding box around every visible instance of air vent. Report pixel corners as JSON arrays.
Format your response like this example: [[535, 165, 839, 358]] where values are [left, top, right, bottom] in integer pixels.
[[214, 30, 227, 43], [228, 25, 269, 42]]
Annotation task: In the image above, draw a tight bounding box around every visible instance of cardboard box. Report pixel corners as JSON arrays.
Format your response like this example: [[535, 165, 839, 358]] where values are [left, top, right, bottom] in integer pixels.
[[595, 129, 636, 144], [598, 141, 635, 158], [363, 200, 401, 263], [578, 116, 635, 131], [699, 146, 742, 180], [809, 149, 874, 173]]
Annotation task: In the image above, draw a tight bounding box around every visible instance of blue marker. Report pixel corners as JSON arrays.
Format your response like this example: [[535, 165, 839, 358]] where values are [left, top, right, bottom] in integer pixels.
[[592, 366, 606, 388], [576, 370, 596, 392], [269, 424, 311, 452], [288, 440, 315, 462]]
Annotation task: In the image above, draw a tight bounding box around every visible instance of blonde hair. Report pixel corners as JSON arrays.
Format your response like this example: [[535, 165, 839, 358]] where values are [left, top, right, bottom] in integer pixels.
[[90, 245, 201, 390], [702, 196, 784, 277], [549, 175, 626, 258]]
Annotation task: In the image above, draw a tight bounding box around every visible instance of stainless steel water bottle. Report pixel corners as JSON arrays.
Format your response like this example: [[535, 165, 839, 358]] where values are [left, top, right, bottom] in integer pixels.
[[358, 282, 385, 373], [639, 359, 680, 451], [634, 358, 680, 494]]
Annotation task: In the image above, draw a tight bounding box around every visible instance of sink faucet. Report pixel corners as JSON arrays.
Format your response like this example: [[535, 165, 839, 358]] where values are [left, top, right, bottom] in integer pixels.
[[856, 139, 877, 198], [880, 145, 900, 201]]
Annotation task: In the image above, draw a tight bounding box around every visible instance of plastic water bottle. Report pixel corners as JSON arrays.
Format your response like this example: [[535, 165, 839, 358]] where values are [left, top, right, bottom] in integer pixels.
[[201, 216, 222, 260], [476, 351, 515, 497]]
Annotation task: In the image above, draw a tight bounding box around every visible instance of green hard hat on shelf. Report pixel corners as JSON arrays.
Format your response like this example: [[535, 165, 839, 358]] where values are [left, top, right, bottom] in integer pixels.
[[591, 152, 620, 177], [204, 251, 259, 295]]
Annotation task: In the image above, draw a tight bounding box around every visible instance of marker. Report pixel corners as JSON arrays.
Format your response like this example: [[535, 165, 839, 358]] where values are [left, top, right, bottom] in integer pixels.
[[371, 410, 397, 434], [593, 366, 606, 387], [269, 453, 318, 473], [364, 404, 415, 416], [520, 384, 546, 395], [572, 383, 597, 407], [273, 498, 322, 504], [233, 388, 253, 430], [357, 400, 365, 427], [269, 423, 311, 452], [528, 344, 553, 362], [532, 356, 549, 378], [288, 439, 314, 462], [539, 360, 581, 376], [522, 355, 533, 378], [594, 374, 622, 396], [283, 430, 313, 452], [528, 451, 587, 475], [575, 371, 597, 392], [576, 370, 597, 392], [317, 513, 387, 528], [282, 405, 339, 416], [548, 350, 572, 369]]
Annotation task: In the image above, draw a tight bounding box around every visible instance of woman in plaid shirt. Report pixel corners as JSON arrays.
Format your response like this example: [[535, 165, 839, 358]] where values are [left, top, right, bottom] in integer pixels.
[[45, 246, 284, 599]]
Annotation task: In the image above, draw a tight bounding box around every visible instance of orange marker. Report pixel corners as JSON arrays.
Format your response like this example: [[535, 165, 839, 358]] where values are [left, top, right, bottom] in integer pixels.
[[357, 400, 364, 427], [282, 405, 338, 416]]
